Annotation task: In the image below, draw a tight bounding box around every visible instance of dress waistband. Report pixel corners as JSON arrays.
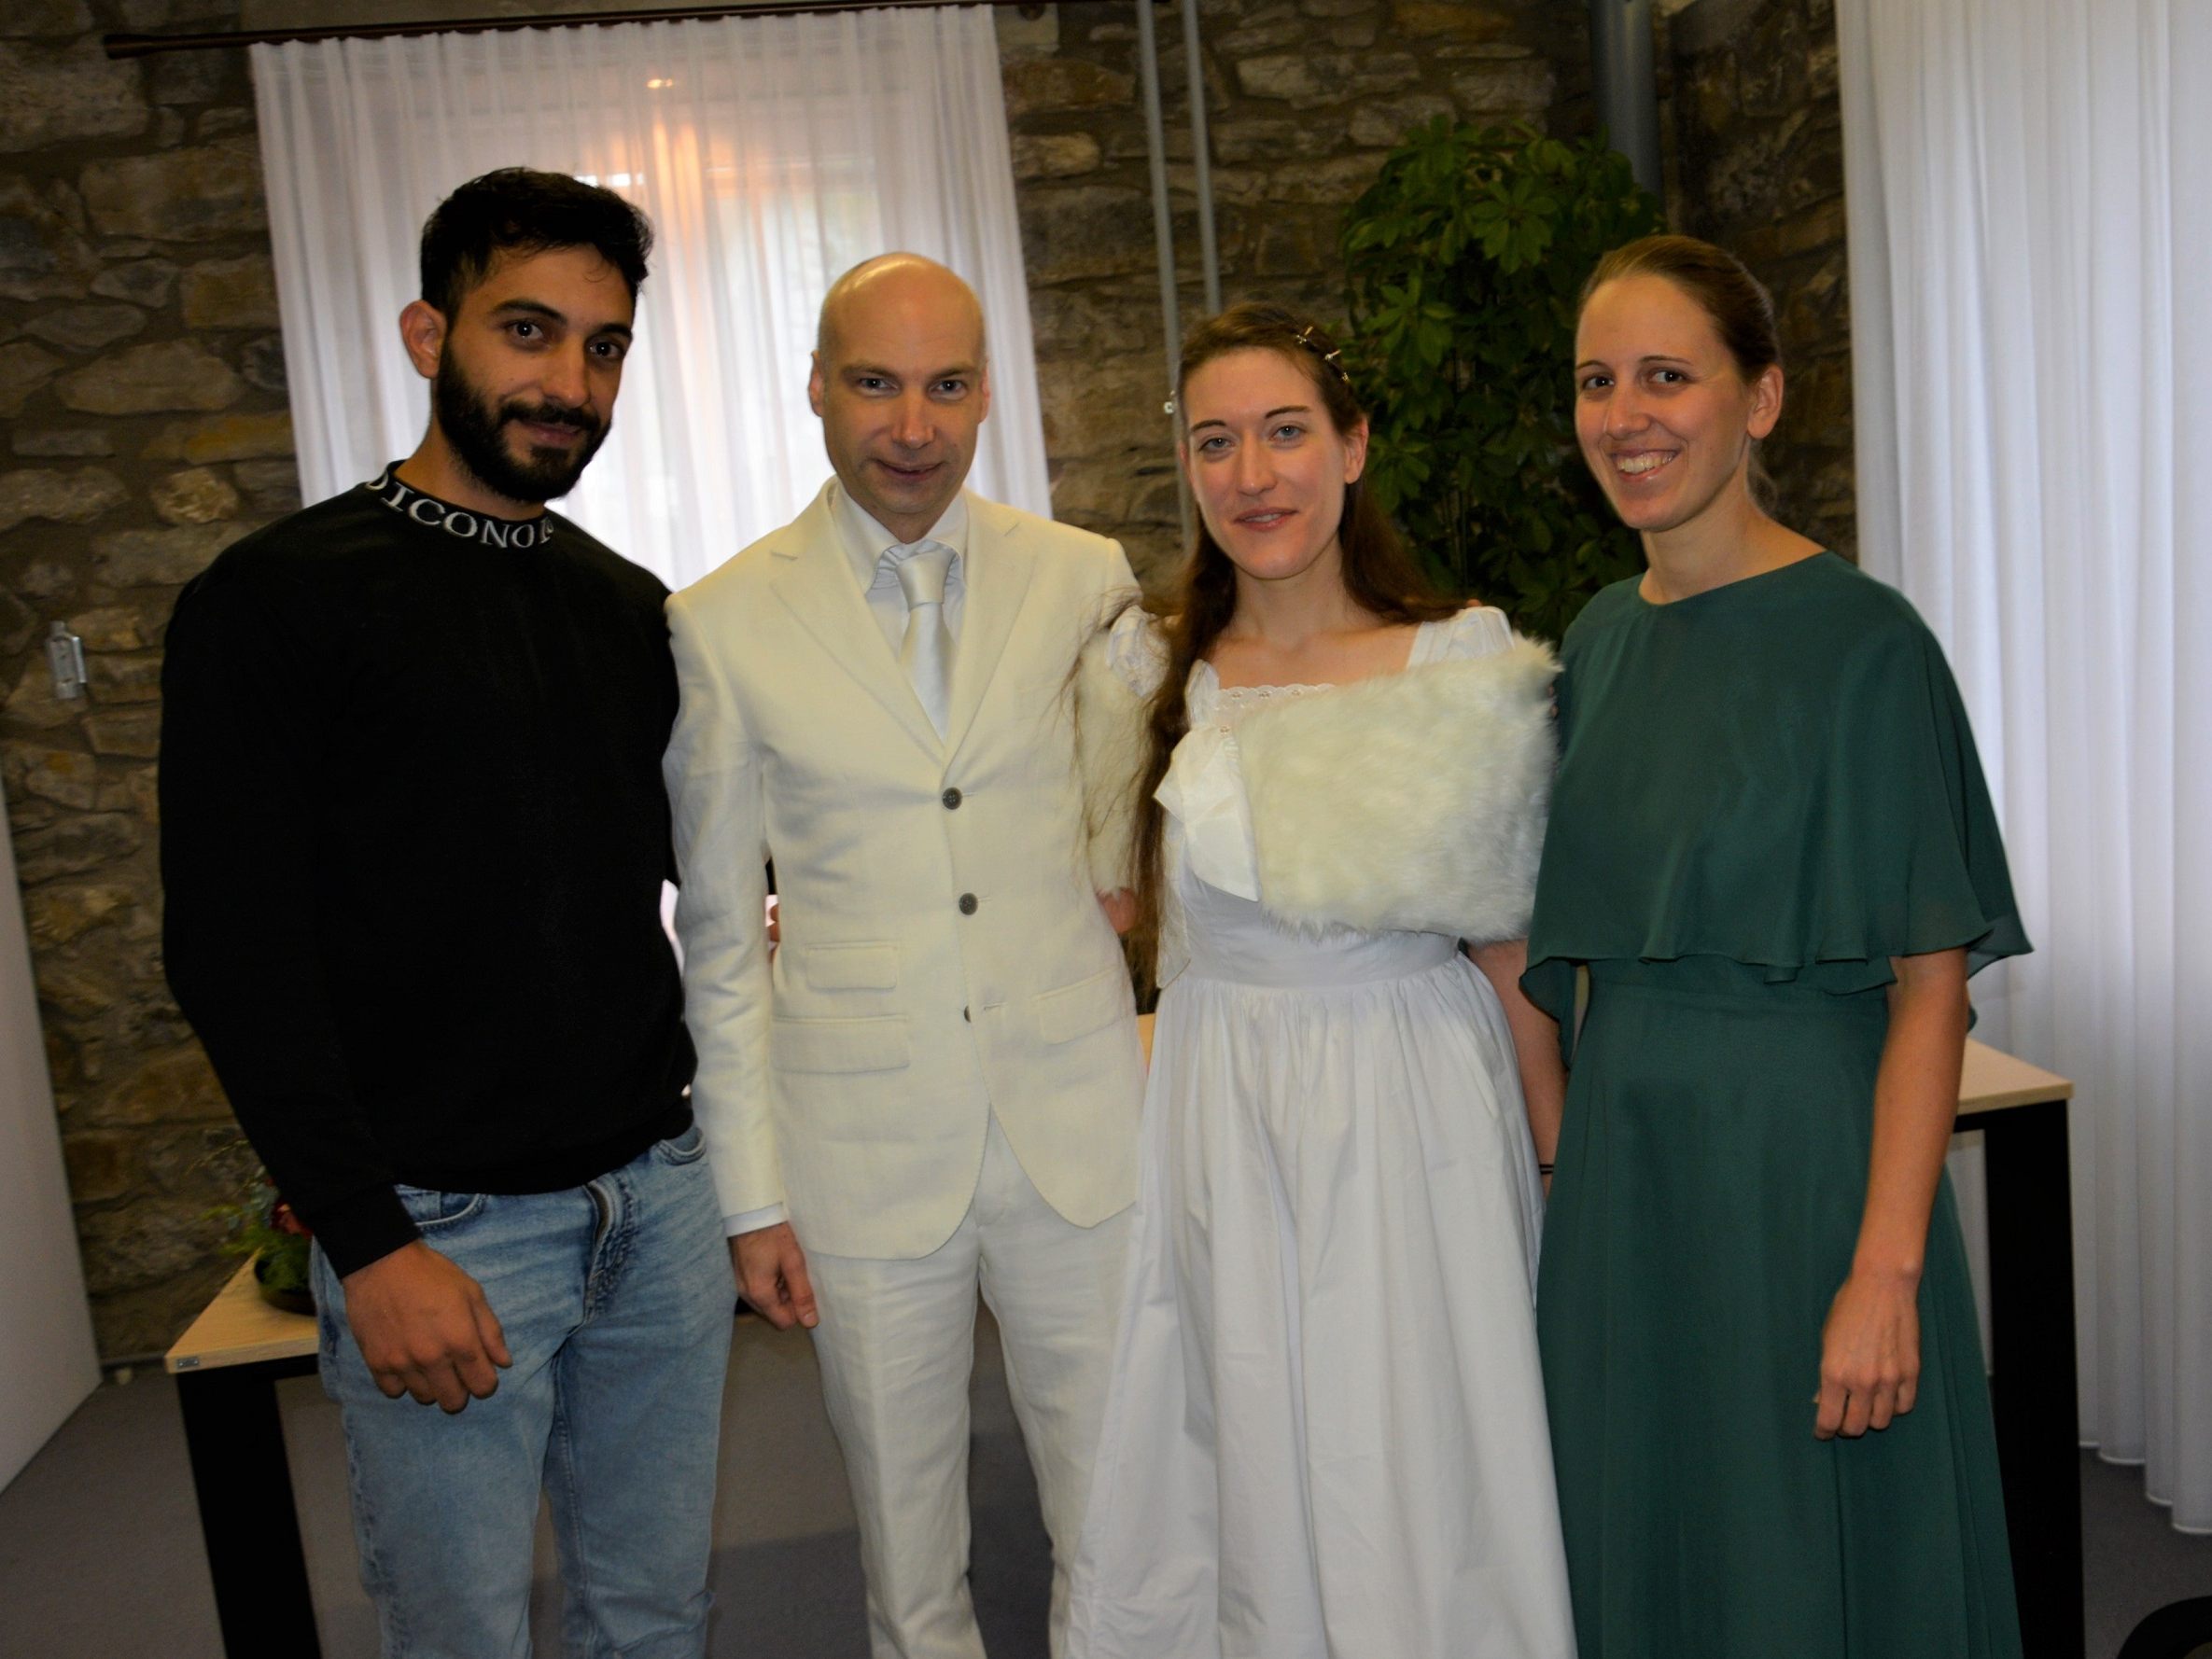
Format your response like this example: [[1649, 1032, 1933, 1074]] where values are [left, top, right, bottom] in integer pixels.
[[1183, 927, 1460, 990], [1586, 955, 1891, 1013]]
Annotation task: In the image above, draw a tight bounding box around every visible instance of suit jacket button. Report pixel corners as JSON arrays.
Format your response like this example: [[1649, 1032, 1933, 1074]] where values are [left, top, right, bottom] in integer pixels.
[[962, 1005, 971, 1022], [959, 893, 978, 914], [942, 788, 963, 809]]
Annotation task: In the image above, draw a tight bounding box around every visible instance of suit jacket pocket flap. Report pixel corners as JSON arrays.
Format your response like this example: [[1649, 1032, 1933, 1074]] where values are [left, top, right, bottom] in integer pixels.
[[770, 1015, 911, 1074], [1033, 968, 1131, 1045], [803, 943, 901, 991]]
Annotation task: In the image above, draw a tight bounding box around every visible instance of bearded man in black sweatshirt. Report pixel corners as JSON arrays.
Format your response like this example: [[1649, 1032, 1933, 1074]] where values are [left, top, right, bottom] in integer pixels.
[[160, 168, 729, 1658]]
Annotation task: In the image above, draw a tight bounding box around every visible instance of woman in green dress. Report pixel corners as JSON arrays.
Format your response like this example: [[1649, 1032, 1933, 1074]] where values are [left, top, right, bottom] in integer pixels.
[[1525, 234, 2031, 1658]]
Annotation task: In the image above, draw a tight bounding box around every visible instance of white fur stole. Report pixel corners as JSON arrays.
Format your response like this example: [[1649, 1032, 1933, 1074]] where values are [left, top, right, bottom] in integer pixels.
[[1076, 619, 1559, 947], [1235, 636, 1558, 945]]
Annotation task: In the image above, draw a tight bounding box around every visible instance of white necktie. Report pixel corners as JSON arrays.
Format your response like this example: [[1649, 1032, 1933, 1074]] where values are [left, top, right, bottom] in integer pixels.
[[894, 540, 956, 737]]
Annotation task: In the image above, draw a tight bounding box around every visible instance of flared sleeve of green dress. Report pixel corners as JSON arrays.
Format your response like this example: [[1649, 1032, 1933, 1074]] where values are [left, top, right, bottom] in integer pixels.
[[1521, 555, 2031, 1058]]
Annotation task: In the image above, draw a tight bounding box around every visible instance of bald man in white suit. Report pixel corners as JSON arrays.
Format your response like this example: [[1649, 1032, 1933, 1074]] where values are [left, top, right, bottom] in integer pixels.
[[663, 256, 1143, 1659]]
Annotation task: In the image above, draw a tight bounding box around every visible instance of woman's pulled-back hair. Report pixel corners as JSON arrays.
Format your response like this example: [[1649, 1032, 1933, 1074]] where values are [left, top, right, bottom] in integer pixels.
[[1580, 234, 1784, 506], [1581, 234, 1781, 381], [1120, 302, 1458, 977]]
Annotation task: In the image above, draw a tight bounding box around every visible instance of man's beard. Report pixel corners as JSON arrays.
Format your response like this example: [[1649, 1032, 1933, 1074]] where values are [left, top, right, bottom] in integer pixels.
[[433, 355, 609, 506]]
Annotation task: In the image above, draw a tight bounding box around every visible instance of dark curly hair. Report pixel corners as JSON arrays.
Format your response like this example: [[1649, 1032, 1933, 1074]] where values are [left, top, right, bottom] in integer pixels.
[[418, 167, 653, 318]]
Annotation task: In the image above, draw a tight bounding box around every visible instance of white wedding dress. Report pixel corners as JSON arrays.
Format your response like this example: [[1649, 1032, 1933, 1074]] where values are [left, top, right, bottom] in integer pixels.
[[1068, 606, 1576, 1659]]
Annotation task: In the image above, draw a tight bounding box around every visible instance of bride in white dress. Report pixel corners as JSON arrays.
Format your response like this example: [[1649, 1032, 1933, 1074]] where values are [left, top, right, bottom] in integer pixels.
[[1067, 304, 1576, 1659]]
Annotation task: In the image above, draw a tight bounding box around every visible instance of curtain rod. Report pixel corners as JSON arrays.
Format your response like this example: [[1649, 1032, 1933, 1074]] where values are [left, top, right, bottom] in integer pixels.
[[105, 0, 1046, 59]]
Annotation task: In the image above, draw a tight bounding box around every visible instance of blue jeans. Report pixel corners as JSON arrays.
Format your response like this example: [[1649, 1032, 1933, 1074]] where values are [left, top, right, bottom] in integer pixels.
[[312, 1125, 733, 1659]]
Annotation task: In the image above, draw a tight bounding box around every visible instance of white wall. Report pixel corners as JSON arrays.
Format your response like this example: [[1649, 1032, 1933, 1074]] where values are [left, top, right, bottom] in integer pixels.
[[0, 774, 99, 1490]]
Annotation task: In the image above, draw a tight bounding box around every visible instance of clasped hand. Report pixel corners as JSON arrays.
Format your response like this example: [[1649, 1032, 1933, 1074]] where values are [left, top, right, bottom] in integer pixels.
[[1814, 1266, 1922, 1439], [342, 1241, 511, 1413]]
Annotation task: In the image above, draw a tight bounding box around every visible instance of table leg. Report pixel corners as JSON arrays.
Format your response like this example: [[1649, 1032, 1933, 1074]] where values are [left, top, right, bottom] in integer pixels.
[[1980, 1099, 2085, 1659], [175, 1358, 324, 1659]]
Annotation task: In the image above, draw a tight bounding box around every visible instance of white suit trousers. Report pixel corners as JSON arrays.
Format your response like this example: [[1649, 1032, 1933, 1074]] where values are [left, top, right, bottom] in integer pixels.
[[805, 1110, 1130, 1659]]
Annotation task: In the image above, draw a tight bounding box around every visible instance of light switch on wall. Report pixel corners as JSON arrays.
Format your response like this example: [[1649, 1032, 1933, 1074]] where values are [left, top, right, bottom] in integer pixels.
[[45, 622, 86, 702]]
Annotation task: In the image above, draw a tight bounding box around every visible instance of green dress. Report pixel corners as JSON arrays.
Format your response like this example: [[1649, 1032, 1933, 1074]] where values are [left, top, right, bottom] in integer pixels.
[[1523, 553, 2030, 1659]]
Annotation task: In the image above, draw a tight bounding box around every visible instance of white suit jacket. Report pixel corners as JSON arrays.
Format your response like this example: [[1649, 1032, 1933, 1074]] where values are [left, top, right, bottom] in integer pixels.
[[665, 481, 1145, 1260]]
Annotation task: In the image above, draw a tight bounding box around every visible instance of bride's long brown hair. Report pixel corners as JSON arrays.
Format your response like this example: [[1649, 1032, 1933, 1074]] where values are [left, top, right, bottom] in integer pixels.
[[1123, 303, 1459, 973]]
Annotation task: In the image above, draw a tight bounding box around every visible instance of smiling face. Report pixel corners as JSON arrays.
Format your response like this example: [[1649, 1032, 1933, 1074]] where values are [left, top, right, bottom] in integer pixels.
[[1574, 272, 1782, 541], [418, 244, 635, 508], [809, 258, 990, 545], [1180, 346, 1368, 589]]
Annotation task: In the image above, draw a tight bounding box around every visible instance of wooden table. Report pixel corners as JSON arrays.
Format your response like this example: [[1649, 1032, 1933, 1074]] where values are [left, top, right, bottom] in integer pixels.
[[1956, 1039, 2082, 1659], [166, 1259, 322, 1659]]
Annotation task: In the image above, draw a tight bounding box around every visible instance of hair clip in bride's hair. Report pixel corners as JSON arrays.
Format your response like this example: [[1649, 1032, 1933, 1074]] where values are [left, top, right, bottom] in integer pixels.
[[1293, 322, 1351, 386]]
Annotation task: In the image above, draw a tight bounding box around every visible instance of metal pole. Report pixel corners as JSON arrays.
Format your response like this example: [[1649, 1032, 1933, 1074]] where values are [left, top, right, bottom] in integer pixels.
[[1134, 0, 1194, 548], [1588, 0, 1662, 194], [1177, 0, 1222, 316]]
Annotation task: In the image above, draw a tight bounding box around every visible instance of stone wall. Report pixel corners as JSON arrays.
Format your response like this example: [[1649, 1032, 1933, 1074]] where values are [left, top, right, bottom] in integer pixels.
[[2, 0, 1593, 1359], [2, 0, 287, 1360], [1662, 0, 1855, 557], [1006, 0, 1594, 584]]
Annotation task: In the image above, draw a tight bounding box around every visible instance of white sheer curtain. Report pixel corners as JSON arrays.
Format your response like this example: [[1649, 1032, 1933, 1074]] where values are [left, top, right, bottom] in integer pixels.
[[250, 6, 1048, 590], [1840, 0, 2211, 1532]]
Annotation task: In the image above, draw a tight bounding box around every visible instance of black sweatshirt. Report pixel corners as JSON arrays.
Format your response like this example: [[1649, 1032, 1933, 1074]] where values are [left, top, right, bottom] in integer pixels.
[[160, 467, 695, 1276]]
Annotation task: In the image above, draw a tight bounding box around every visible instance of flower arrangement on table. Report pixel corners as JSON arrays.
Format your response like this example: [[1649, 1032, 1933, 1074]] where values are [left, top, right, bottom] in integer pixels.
[[210, 1181, 315, 1315]]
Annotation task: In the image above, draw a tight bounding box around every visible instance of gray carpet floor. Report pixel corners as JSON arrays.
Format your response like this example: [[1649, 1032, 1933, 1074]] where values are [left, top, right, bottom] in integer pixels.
[[0, 1311, 2205, 1658]]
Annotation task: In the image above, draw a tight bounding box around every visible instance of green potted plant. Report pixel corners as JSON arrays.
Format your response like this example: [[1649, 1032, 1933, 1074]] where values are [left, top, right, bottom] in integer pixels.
[[1340, 118, 1665, 640], [210, 1178, 315, 1315]]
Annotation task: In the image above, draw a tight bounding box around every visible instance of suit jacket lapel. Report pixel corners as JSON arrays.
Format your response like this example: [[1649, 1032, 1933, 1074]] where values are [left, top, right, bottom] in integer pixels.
[[769, 487, 944, 760], [943, 495, 1040, 758]]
